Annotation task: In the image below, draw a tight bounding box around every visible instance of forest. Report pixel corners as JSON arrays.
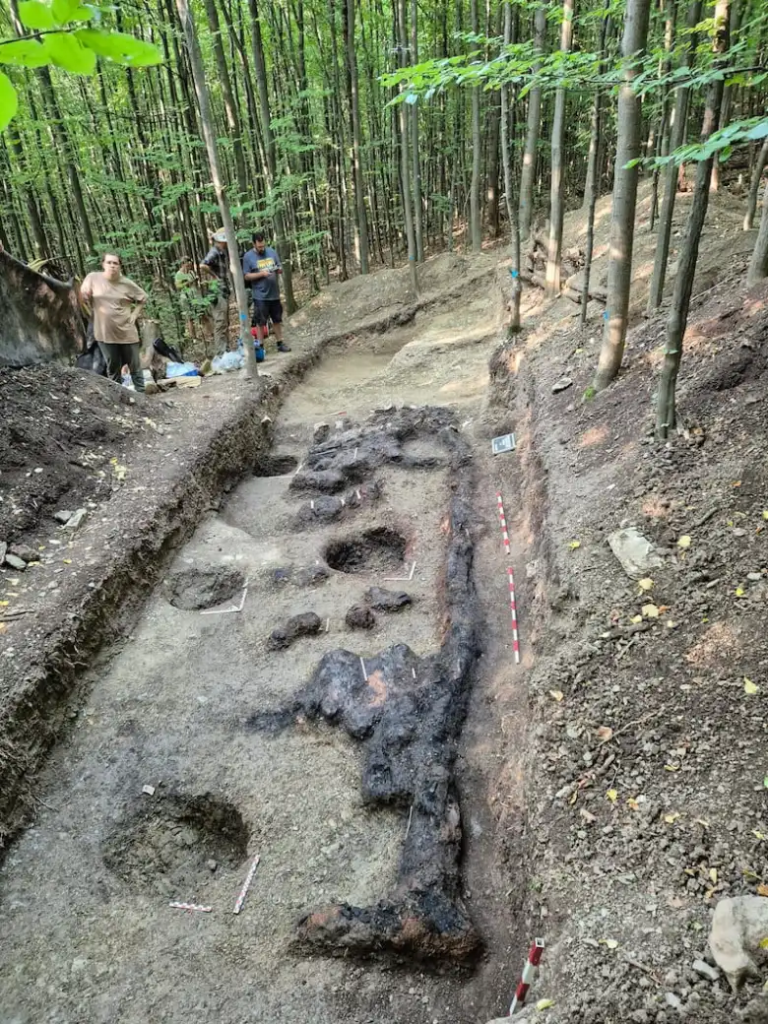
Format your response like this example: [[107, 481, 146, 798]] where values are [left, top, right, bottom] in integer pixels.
[[0, 0, 767, 430]]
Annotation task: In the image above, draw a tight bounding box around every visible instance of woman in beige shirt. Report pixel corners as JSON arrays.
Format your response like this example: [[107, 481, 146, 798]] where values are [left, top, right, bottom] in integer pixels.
[[80, 254, 147, 392]]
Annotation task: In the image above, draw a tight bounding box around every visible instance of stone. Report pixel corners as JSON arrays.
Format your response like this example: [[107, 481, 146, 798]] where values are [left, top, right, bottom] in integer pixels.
[[313, 422, 330, 443], [691, 959, 719, 983], [664, 992, 683, 1011], [345, 605, 376, 630], [10, 543, 37, 563], [54, 510, 74, 524], [0, 541, 6, 565], [206, 859, 217, 872], [295, 565, 330, 588], [748, 572, 763, 582], [607, 527, 664, 578], [164, 565, 245, 610], [364, 586, 413, 612], [4, 554, 26, 571], [64, 508, 88, 530], [141, 785, 155, 796], [269, 612, 323, 650], [709, 896, 768, 990], [552, 376, 574, 393]]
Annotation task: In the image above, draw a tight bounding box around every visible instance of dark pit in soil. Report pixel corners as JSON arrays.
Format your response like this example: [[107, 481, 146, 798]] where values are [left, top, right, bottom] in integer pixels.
[[324, 528, 406, 575], [102, 792, 249, 896], [254, 454, 299, 477]]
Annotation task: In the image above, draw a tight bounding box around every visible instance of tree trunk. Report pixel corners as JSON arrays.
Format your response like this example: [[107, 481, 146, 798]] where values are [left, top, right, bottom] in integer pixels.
[[744, 138, 768, 230], [747, 179, 768, 284], [175, 0, 258, 378], [519, 5, 547, 241], [647, 0, 702, 312], [248, 0, 297, 312], [656, 0, 730, 438], [500, 0, 521, 331], [469, 0, 482, 251], [204, 0, 248, 198], [345, 0, 370, 273], [545, 0, 575, 298], [711, 0, 742, 191], [397, 0, 418, 290], [581, 15, 610, 325], [593, 0, 652, 391], [410, 0, 425, 261]]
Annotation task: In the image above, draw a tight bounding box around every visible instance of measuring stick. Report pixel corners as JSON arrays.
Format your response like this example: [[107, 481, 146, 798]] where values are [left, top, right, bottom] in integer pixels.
[[233, 854, 260, 915], [509, 938, 545, 1014], [496, 492, 511, 556], [507, 567, 520, 665], [169, 901, 212, 913]]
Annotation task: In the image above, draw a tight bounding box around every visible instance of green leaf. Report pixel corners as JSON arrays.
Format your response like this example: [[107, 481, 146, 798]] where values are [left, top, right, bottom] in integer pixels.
[[747, 121, 768, 141], [18, 0, 56, 30], [0, 70, 18, 132], [75, 29, 163, 66], [0, 39, 49, 67], [51, 0, 81, 24], [44, 32, 96, 73]]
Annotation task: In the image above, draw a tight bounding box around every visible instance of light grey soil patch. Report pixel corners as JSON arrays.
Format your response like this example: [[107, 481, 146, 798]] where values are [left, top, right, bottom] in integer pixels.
[[163, 565, 246, 610], [0, 286, 530, 1024]]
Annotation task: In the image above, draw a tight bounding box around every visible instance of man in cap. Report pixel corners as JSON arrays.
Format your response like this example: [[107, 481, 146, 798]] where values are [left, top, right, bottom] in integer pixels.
[[243, 231, 291, 353], [199, 230, 230, 351]]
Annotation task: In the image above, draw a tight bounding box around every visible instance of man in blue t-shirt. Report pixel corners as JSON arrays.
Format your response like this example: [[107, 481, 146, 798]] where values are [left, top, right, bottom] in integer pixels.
[[242, 232, 291, 353]]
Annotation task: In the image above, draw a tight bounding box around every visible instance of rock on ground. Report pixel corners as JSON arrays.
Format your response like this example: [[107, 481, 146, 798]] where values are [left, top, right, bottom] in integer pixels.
[[709, 895, 768, 990], [607, 526, 664, 578], [269, 611, 323, 650], [365, 586, 413, 612], [163, 565, 245, 611]]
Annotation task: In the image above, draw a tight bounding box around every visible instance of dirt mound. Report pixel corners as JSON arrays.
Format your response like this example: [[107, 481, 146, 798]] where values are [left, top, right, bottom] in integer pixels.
[[0, 365, 157, 545]]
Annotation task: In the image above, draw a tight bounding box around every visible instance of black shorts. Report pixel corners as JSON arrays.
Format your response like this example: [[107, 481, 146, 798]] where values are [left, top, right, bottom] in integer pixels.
[[252, 299, 283, 326]]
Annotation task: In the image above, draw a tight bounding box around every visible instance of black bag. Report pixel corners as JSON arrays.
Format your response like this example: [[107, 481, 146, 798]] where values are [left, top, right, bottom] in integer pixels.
[[153, 337, 183, 364], [76, 322, 107, 376]]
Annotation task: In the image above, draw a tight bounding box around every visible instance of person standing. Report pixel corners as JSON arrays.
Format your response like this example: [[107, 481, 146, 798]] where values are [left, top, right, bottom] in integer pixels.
[[80, 254, 147, 392], [242, 231, 291, 353], [199, 230, 231, 352], [174, 255, 199, 344]]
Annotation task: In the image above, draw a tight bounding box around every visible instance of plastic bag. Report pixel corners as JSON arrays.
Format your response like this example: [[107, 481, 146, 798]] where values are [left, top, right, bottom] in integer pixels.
[[211, 351, 244, 373], [166, 361, 199, 379]]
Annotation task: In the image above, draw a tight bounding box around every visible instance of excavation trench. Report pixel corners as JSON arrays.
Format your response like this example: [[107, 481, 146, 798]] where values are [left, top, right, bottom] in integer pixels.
[[0, 289, 527, 1023]]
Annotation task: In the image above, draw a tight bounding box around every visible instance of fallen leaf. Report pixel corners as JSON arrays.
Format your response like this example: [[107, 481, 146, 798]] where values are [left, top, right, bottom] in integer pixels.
[[664, 813, 681, 824], [764, 777, 768, 789], [600, 939, 619, 950], [754, 832, 766, 841], [549, 690, 564, 702], [666, 620, 677, 628], [735, 588, 745, 597], [631, 614, 643, 624], [763, 511, 768, 521], [642, 604, 660, 618], [536, 999, 555, 1011], [758, 885, 768, 897], [733, 481, 742, 487], [568, 540, 581, 550], [606, 789, 618, 804], [628, 798, 640, 811], [678, 535, 691, 549], [745, 678, 759, 695], [710, 868, 718, 885], [696, 819, 710, 828], [638, 578, 654, 592], [760, 937, 768, 949], [0, 601, 7, 607], [664, 764, 680, 772], [744, 869, 760, 880], [569, 790, 578, 806], [63, 559, 72, 565], [596, 726, 613, 743]]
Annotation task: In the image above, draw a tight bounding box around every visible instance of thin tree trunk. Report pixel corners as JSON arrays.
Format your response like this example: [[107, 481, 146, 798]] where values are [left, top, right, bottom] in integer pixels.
[[410, 0, 425, 261], [656, 0, 730, 437], [748, 180, 768, 284], [545, 0, 575, 298], [711, 0, 742, 191], [175, 0, 258, 378], [744, 138, 768, 230], [581, 15, 610, 325], [647, 0, 702, 312], [345, 0, 370, 273], [248, 0, 296, 312], [500, 0, 521, 331], [204, 0, 248, 198], [397, 0, 418, 290], [519, 5, 547, 240], [593, 0, 652, 391], [469, 0, 482, 251]]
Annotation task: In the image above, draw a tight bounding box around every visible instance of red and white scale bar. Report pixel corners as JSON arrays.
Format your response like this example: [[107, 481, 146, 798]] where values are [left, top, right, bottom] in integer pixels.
[[496, 492, 520, 664], [509, 938, 545, 1015]]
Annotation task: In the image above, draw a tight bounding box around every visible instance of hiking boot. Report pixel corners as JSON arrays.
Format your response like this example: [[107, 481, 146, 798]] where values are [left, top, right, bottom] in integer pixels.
[[277, 342, 292, 353]]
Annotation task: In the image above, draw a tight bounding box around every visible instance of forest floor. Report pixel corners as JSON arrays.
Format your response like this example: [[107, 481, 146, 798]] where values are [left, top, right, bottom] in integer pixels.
[[0, 184, 767, 1024]]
